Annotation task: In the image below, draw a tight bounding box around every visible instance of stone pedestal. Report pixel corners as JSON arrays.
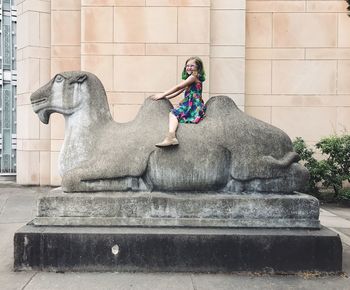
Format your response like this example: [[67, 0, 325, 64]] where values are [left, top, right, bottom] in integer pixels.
[[14, 189, 342, 273], [33, 189, 320, 228]]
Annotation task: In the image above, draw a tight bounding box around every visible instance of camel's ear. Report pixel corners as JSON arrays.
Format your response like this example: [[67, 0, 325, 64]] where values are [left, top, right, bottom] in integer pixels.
[[69, 74, 87, 85]]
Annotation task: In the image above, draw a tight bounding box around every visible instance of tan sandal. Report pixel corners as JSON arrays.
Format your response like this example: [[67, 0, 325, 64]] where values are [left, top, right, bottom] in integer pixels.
[[155, 132, 179, 147]]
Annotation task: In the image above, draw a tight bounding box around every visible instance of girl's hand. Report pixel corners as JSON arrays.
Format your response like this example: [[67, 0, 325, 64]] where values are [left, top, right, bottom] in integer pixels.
[[151, 93, 164, 100]]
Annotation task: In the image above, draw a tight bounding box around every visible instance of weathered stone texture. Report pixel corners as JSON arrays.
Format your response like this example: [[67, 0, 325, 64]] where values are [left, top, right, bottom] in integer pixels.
[[33, 190, 320, 229], [30, 72, 309, 194]]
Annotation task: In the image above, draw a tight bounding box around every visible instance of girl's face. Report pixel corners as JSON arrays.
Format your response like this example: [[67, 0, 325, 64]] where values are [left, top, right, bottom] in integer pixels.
[[185, 59, 198, 75]]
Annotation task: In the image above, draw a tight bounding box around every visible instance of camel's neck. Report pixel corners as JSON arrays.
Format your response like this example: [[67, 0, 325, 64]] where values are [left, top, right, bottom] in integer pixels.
[[59, 101, 113, 176], [66, 102, 112, 133]]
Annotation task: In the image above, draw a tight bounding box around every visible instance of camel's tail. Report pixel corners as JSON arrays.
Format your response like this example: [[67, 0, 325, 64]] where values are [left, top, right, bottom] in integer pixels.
[[262, 152, 300, 168]]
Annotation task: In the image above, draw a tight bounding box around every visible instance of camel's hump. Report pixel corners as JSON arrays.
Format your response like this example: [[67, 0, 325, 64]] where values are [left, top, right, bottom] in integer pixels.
[[139, 95, 240, 120], [205, 96, 240, 118]]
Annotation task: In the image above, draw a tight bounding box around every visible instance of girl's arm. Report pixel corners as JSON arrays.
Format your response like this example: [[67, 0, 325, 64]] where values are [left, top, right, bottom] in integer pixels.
[[152, 75, 196, 100], [166, 88, 185, 100]]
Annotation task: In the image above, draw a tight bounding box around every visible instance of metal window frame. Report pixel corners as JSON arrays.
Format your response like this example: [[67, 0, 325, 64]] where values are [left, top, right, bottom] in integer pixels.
[[0, 0, 17, 175]]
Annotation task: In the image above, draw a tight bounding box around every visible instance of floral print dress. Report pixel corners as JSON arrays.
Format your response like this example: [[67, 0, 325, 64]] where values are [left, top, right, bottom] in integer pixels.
[[171, 81, 206, 124]]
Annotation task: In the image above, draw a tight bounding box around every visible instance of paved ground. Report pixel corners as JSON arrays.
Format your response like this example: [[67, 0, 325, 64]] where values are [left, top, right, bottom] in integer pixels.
[[0, 183, 349, 290]]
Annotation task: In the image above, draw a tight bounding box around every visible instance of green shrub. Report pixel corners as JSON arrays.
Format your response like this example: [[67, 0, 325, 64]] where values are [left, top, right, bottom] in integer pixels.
[[339, 188, 350, 201], [292, 137, 321, 195], [293, 135, 350, 200], [316, 135, 350, 196]]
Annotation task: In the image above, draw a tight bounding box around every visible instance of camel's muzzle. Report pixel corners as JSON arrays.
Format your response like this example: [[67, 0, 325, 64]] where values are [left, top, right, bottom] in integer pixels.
[[37, 109, 52, 124], [30, 81, 52, 113], [31, 97, 48, 108]]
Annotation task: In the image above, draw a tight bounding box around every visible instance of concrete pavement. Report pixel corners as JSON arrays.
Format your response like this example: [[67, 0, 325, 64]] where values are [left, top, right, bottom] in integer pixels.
[[0, 183, 349, 290]]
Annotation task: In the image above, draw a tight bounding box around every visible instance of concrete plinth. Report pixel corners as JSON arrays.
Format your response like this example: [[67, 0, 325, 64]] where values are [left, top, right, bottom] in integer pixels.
[[14, 225, 342, 273], [15, 190, 341, 273], [33, 189, 320, 229]]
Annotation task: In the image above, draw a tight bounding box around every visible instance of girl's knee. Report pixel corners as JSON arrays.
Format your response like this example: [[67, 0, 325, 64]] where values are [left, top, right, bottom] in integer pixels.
[[169, 112, 179, 122]]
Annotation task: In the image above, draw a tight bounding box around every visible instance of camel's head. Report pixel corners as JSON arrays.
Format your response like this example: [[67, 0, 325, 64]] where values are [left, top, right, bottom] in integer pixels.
[[30, 71, 90, 124]]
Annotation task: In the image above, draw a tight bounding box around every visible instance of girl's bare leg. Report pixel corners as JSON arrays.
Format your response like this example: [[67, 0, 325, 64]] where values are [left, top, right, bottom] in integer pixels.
[[155, 113, 179, 147], [169, 112, 179, 133]]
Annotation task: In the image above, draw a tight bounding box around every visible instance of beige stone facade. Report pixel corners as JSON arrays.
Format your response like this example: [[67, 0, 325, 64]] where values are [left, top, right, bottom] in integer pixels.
[[16, 0, 350, 186]]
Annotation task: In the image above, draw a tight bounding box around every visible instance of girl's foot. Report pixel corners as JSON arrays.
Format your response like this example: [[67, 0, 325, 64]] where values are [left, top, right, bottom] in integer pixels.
[[155, 132, 179, 147]]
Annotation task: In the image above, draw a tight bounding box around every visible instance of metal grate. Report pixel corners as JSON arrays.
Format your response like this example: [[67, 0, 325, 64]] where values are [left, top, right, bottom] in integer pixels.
[[0, 0, 16, 175]]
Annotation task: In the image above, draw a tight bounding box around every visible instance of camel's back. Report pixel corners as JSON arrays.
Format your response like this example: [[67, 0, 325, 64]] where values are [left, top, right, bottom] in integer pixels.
[[94, 95, 296, 182]]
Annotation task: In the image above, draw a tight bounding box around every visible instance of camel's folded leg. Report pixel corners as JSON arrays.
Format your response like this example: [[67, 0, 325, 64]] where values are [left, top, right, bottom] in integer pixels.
[[225, 152, 309, 194], [237, 163, 308, 194], [61, 164, 149, 193]]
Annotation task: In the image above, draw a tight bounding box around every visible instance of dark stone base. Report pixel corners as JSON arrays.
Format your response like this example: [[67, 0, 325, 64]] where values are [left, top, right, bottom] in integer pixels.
[[14, 225, 342, 273]]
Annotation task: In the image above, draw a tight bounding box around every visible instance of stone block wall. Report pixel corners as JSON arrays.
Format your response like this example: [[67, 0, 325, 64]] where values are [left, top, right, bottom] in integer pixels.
[[16, 0, 350, 185], [245, 0, 350, 144], [16, 0, 51, 184]]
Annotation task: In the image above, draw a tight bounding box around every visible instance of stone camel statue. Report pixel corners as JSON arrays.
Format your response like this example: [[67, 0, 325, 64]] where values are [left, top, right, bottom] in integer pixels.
[[30, 71, 309, 193]]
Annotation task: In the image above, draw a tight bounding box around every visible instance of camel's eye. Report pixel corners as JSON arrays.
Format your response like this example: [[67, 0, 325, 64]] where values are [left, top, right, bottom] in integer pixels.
[[55, 75, 64, 83]]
